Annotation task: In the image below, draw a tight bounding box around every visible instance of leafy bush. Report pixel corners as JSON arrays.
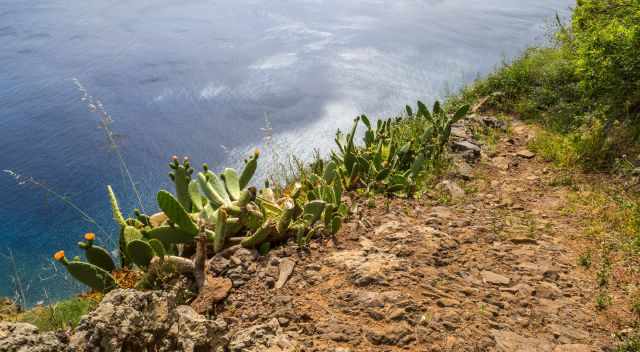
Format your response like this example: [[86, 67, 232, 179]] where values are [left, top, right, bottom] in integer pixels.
[[573, 0, 640, 119]]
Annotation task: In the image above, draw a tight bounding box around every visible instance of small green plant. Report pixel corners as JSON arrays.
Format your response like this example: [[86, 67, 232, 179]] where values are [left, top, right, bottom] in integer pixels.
[[577, 250, 592, 268], [596, 256, 611, 288], [616, 330, 640, 352], [595, 291, 612, 310]]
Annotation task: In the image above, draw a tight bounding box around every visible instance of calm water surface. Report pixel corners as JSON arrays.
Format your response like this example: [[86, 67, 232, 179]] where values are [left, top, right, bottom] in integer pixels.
[[0, 0, 574, 303]]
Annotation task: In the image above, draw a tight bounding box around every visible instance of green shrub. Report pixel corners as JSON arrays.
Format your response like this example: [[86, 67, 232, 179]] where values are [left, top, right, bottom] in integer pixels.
[[573, 0, 640, 120], [13, 297, 98, 331], [450, 47, 583, 131]]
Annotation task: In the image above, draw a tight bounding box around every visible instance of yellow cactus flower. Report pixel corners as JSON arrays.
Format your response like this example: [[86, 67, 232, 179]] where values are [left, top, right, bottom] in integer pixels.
[[53, 250, 65, 261], [254, 148, 260, 156], [84, 232, 95, 241]]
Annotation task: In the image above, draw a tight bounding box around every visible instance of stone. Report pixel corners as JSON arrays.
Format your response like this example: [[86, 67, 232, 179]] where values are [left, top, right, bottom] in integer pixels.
[[548, 324, 590, 342], [437, 180, 465, 200], [437, 298, 460, 307], [517, 150, 536, 159], [276, 258, 296, 289], [68, 289, 228, 352], [208, 256, 231, 275], [479, 115, 506, 129], [454, 160, 474, 180], [553, 344, 594, 352], [510, 237, 538, 245], [190, 276, 233, 314], [0, 322, 64, 352], [536, 282, 562, 300], [366, 323, 414, 346], [452, 140, 481, 154], [232, 248, 259, 265], [328, 250, 399, 287], [492, 330, 554, 352], [481, 271, 511, 286], [228, 318, 298, 352], [451, 126, 469, 139], [492, 156, 510, 171]]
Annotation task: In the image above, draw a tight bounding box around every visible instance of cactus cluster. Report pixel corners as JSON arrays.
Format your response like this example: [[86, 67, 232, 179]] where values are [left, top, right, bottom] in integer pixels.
[[331, 101, 469, 195], [55, 100, 469, 293]]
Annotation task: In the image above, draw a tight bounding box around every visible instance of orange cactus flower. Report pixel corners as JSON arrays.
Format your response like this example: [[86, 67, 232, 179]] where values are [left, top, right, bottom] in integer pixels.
[[84, 232, 95, 241], [53, 250, 65, 261]]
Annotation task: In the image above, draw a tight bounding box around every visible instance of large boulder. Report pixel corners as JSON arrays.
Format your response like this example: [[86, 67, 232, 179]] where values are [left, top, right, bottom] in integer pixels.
[[68, 289, 227, 352], [0, 322, 65, 352]]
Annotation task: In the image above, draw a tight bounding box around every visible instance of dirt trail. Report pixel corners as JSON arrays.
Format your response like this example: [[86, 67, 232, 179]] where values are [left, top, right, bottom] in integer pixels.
[[218, 119, 619, 351]]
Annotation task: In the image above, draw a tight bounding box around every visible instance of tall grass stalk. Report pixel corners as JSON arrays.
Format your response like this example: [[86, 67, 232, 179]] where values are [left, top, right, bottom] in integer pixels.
[[1, 248, 29, 308], [2, 169, 113, 247], [72, 78, 146, 213]]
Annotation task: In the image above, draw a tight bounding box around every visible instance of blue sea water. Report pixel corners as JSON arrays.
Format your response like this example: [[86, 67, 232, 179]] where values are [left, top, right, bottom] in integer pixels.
[[0, 0, 574, 304]]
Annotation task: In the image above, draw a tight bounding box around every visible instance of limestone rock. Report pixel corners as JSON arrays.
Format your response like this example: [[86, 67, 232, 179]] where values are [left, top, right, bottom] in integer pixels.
[[0, 322, 65, 352], [68, 289, 227, 352]]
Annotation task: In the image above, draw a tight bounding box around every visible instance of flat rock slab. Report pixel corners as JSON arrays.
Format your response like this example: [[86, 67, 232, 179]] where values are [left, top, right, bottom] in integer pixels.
[[452, 140, 481, 153], [492, 330, 554, 352], [481, 270, 511, 285], [191, 277, 233, 314], [517, 149, 536, 159], [553, 344, 595, 352]]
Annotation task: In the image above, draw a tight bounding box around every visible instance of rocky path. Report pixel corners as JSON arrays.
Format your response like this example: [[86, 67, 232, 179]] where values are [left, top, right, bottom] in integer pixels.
[[3, 119, 622, 352], [218, 119, 617, 351]]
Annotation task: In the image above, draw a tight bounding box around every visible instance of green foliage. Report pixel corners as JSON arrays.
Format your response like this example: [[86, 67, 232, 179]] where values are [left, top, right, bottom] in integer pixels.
[[573, 0, 640, 118], [15, 297, 98, 331], [616, 333, 640, 352], [448, 1, 640, 170]]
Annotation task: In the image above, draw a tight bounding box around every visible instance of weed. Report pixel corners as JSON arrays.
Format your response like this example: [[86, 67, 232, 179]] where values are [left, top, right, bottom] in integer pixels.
[[8, 296, 99, 331], [578, 250, 592, 268], [595, 290, 612, 310]]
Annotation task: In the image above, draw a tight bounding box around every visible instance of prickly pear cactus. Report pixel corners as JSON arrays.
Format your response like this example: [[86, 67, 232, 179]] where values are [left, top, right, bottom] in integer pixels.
[[54, 251, 116, 293], [145, 226, 197, 246], [148, 238, 165, 259], [127, 239, 154, 268], [239, 149, 260, 190], [213, 208, 228, 253], [157, 190, 198, 236], [78, 233, 115, 272], [107, 185, 126, 227], [169, 156, 194, 212]]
